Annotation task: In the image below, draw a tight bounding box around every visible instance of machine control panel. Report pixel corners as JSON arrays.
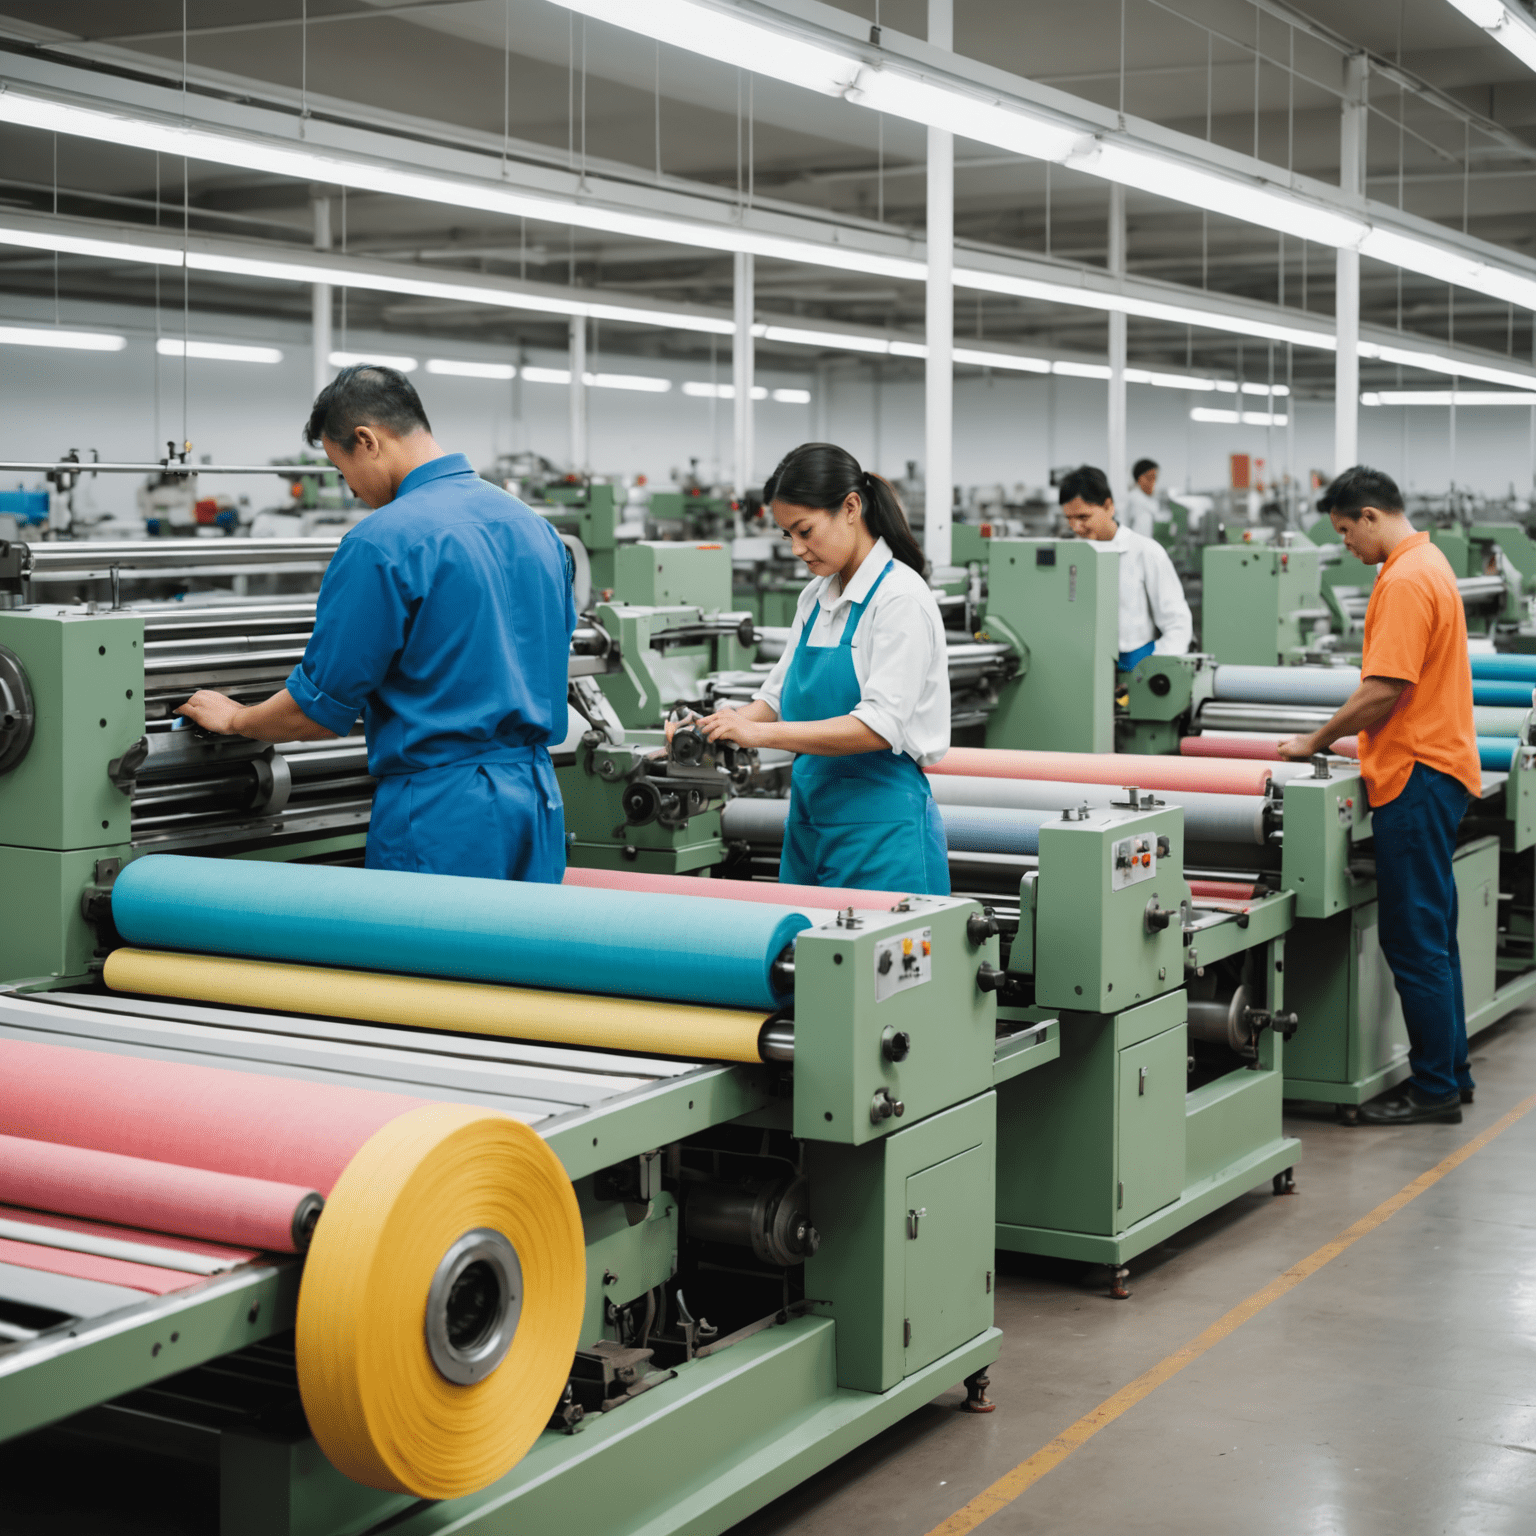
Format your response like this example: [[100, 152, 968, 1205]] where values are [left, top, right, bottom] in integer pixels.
[[1111, 834, 1158, 890], [874, 927, 932, 1002]]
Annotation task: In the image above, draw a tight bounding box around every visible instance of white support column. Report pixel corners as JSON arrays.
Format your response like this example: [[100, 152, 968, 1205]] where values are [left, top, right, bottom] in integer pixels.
[[311, 192, 331, 401], [568, 314, 588, 474], [924, 0, 954, 569], [732, 251, 755, 499], [1335, 53, 1368, 475], [1107, 183, 1127, 500]]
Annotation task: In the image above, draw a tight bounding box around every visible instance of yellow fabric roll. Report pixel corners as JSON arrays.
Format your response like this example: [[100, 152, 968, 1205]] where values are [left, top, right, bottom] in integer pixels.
[[104, 947, 769, 1062], [296, 1102, 585, 1497]]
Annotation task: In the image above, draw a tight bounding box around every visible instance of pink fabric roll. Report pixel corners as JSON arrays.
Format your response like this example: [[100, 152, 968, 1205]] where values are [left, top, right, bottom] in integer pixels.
[[563, 866, 908, 911], [927, 747, 1273, 797], [0, 1040, 427, 1195], [0, 1234, 200, 1295], [0, 1134, 320, 1253], [1187, 879, 1259, 901], [1180, 736, 1356, 762]]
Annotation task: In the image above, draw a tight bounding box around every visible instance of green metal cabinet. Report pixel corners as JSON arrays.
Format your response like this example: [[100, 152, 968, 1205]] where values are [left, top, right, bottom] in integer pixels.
[[1116, 1023, 1187, 1229], [903, 1140, 993, 1375]]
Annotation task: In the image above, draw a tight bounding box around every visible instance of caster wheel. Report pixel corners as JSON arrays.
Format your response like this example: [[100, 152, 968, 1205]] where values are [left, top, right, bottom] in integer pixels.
[[1109, 1266, 1131, 1300], [1334, 1104, 1360, 1126], [1272, 1168, 1295, 1196]]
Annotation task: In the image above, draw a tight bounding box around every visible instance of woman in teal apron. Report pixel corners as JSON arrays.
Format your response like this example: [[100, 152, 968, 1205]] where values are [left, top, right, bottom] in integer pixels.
[[696, 443, 950, 894]]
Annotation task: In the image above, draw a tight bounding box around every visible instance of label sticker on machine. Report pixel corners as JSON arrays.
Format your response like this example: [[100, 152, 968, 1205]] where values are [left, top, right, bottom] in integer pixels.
[[1112, 835, 1157, 890], [875, 927, 932, 1002]]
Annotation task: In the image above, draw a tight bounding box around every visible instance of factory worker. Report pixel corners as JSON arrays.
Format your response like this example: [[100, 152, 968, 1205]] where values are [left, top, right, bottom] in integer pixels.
[[695, 442, 950, 894], [177, 364, 575, 882], [1278, 466, 1479, 1125], [1059, 463, 1192, 672], [1122, 457, 1162, 538]]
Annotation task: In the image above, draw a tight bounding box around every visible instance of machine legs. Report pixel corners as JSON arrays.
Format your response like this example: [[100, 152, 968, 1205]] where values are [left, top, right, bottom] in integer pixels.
[[1334, 1104, 1360, 1126], [962, 1368, 996, 1413], [1272, 1167, 1296, 1195], [1109, 1266, 1131, 1301]]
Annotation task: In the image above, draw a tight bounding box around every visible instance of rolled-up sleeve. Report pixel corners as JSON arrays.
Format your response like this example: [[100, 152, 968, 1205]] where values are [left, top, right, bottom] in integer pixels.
[[284, 534, 410, 736], [851, 593, 935, 755]]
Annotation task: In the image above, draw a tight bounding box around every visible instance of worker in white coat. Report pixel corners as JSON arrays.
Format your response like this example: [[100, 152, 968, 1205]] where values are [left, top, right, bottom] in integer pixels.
[[1122, 457, 1162, 537], [1059, 463, 1192, 671]]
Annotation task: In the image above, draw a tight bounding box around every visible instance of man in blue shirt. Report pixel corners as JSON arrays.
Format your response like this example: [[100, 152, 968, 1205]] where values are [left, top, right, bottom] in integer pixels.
[[177, 364, 576, 881]]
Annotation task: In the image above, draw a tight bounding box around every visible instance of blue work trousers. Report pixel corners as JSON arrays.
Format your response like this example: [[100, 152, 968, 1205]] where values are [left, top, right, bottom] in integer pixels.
[[1370, 762, 1474, 1102]]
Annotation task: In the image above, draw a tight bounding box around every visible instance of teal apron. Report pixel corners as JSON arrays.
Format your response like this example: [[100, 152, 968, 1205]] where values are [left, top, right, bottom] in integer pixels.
[[778, 560, 950, 895]]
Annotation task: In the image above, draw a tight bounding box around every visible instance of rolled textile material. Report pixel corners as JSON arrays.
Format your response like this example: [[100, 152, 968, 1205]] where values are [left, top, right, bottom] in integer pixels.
[[722, 797, 792, 847], [935, 804, 1052, 857], [928, 747, 1274, 796], [1211, 664, 1360, 707], [106, 948, 773, 1064], [1471, 654, 1536, 681], [1474, 680, 1536, 708], [0, 1133, 322, 1253], [0, 1038, 425, 1194], [1474, 705, 1529, 737], [112, 854, 809, 1010], [1188, 879, 1258, 901], [1179, 735, 1353, 765], [1479, 736, 1519, 771], [0, 1232, 199, 1295], [297, 1103, 585, 1500], [563, 865, 908, 911], [928, 772, 1267, 847]]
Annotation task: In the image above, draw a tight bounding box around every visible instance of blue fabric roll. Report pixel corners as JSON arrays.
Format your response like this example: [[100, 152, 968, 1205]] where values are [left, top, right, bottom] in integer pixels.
[[1473, 681, 1535, 708], [1212, 665, 1360, 708], [112, 855, 809, 1009], [1474, 706, 1528, 737], [1471, 654, 1536, 682], [935, 804, 1052, 857], [1479, 737, 1519, 772]]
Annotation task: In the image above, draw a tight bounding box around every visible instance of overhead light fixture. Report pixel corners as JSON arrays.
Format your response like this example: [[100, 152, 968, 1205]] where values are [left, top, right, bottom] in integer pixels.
[[1190, 407, 1289, 426], [330, 350, 418, 371], [953, 347, 1050, 373], [522, 365, 571, 384], [426, 358, 516, 379], [1054, 360, 1112, 380], [682, 381, 768, 399], [524, 366, 671, 392], [157, 337, 283, 363], [771, 387, 811, 403], [0, 323, 125, 351], [1363, 389, 1536, 406], [1444, 0, 1536, 72]]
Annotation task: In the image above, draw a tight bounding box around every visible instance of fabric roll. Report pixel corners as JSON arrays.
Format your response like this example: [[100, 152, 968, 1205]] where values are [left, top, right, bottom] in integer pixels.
[[1474, 706, 1528, 737], [721, 797, 791, 846], [0, 1233, 199, 1295], [1474, 680, 1536, 708], [927, 747, 1273, 796], [112, 854, 809, 1010], [1179, 735, 1354, 765], [0, 1133, 321, 1253], [563, 865, 907, 911], [934, 804, 1052, 857], [1188, 879, 1259, 901], [1479, 737, 1519, 771], [105, 949, 772, 1064], [1470, 654, 1536, 681], [927, 772, 1267, 846], [1211, 664, 1360, 707]]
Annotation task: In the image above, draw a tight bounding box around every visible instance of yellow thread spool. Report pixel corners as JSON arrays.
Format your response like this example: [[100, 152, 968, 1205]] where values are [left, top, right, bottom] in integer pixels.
[[296, 1103, 584, 1498]]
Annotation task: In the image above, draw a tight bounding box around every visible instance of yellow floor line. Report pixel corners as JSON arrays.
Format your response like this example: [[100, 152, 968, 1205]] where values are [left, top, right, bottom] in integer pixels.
[[928, 1090, 1536, 1536]]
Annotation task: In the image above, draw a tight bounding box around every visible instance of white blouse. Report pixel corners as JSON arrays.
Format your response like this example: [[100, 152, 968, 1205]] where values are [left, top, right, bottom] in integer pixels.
[[752, 537, 952, 768]]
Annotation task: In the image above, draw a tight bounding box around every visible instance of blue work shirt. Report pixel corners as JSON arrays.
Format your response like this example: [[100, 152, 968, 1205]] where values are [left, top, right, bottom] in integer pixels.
[[286, 453, 575, 776]]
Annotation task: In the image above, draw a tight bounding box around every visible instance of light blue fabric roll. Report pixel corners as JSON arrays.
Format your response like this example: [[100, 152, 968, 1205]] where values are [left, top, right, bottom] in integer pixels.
[[1474, 681, 1535, 708], [936, 805, 1052, 857], [1211, 665, 1360, 707], [1474, 706, 1528, 737], [1479, 737, 1520, 772], [112, 855, 809, 1009], [1471, 654, 1536, 682]]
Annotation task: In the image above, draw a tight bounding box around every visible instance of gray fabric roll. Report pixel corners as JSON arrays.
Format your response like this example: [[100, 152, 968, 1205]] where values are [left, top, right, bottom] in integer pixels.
[[722, 797, 790, 846], [1212, 664, 1360, 708], [927, 773, 1267, 846]]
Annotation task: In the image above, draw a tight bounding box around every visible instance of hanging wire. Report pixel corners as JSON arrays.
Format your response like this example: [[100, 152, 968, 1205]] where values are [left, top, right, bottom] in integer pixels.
[[747, 77, 754, 210], [340, 185, 348, 353], [1044, 163, 1051, 256], [502, 0, 511, 176], [51, 133, 58, 328], [1119, 0, 1127, 126], [579, 18, 588, 187], [654, 42, 662, 180], [566, 12, 575, 172], [300, 0, 308, 134], [1252, 8, 1260, 159]]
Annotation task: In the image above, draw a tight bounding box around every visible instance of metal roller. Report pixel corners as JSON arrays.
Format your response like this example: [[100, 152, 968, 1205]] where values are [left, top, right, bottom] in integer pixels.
[[1195, 701, 1335, 735], [1187, 986, 1255, 1053], [1210, 665, 1360, 708]]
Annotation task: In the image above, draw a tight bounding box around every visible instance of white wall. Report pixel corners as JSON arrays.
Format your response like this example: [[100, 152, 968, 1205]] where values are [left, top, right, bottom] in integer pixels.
[[4, 294, 1534, 522]]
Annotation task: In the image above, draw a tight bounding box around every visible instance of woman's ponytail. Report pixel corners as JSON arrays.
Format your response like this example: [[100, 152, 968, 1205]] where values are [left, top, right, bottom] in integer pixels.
[[762, 443, 927, 577]]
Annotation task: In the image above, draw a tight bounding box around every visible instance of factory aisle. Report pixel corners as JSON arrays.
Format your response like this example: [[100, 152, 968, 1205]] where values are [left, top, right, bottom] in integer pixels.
[[733, 1006, 1536, 1536]]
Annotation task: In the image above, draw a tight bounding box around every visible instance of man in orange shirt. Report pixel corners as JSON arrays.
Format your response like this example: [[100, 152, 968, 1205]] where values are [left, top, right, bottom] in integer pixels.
[[1279, 466, 1481, 1125]]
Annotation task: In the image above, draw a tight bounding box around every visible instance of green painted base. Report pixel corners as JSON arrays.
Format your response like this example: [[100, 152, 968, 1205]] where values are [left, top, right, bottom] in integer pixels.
[[566, 839, 724, 876], [1469, 969, 1536, 1036], [1287, 1051, 1410, 1107], [383, 1316, 1002, 1536], [995, 1134, 1301, 1267]]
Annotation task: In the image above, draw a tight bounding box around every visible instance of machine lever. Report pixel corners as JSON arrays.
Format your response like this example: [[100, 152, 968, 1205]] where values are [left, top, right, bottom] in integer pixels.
[[1143, 899, 1177, 934], [975, 963, 1006, 993], [907, 1207, 926, 1239], [967, 910, 1000, 946]]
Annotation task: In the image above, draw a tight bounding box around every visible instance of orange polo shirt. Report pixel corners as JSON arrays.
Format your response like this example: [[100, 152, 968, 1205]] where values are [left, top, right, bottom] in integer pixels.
[[1358, 530, 1480, 807]]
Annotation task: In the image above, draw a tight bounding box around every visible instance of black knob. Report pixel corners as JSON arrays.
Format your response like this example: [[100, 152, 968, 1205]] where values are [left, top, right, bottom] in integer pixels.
[[882, 1027, 911, 1062], [620, 779, 662, 826], [877, 951, 893, 975], [1144, 900, 1174, 933], [967, 909, 1000, 945], [976, 963, 1006, 993]]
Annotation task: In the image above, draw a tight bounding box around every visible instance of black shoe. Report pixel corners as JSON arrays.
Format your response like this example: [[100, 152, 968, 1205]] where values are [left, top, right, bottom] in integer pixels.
[[1358, 1086, 1463, 1126], [1460, 1086, 1475, 1105]]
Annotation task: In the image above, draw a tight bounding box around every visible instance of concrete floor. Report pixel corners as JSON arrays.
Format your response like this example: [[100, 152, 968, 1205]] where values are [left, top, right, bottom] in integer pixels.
[[6, 1009, 1534, 1533], [731, 1004, 1536, 1536]]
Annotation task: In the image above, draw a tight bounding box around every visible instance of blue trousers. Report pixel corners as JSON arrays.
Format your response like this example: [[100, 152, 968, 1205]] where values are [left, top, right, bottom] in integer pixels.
[[1370, 762, 1474, 1101], [367, 754, 566, 882]]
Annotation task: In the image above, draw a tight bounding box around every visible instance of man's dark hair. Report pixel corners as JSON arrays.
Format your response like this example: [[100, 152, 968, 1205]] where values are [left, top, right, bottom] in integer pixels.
[[304, 364, 431, 449], [1317, 465, 1404, 520], [1132, 457, 1159, 480], [1057, 464, 1113, 507]]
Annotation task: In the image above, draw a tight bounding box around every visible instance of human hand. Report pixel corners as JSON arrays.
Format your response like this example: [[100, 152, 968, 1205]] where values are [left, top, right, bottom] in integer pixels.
[[697, 709, 769, 749], [1274, 734, 1317, 762], [176, 689, 247, 735]]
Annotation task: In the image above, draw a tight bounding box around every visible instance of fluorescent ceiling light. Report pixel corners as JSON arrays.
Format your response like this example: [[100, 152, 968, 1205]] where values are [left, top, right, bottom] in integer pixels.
[[0, 323, 125, 351], [1124, 367, 1215, 391], [771, 387, 811, 404], [523, 365, 571, 384], [588, 372, 671, 393], [1445, 0, 1536, 72], [157, 337, 282, 363], [1054, 360, 1112, 380], [1363, 389, 1536, 406], [682, 381, 768, 399], [330, 350, 417, 371], [426, 358, 516, 379], [1190, 407, 1288, 426], [953, 347, 1050, 373]]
